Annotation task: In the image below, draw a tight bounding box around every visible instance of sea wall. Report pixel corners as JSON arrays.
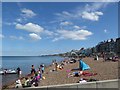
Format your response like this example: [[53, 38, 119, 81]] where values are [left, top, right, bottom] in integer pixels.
[[18, 79, 119, 90]]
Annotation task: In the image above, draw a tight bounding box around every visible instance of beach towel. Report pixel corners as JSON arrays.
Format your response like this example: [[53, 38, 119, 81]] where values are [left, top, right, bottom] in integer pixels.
[[82, 72, 97, 77]]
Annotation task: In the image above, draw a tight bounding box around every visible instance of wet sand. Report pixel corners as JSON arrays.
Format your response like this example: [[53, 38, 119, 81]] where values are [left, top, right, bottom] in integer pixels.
[[4, 57, 118, 89]]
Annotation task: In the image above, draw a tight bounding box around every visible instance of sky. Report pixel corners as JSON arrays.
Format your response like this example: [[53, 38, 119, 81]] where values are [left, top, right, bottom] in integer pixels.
[[1, 2, 118, 56]]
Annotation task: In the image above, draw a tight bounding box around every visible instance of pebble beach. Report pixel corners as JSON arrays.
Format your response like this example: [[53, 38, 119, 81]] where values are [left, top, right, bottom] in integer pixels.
[[3, 57, 118, 89]]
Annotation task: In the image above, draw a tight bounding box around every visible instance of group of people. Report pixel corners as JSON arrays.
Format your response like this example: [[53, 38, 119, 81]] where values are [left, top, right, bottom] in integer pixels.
[[15, 64, 45, 88], [52, 60, 65, 71], [15, 76, 39, 88], [31, 64, 45, 76]]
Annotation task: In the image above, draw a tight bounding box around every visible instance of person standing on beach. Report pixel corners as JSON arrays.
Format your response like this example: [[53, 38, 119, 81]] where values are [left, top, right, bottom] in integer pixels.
[[31, 65, 36, 76], [39, 65, 42, 73], [42, 64, 45, 73], [55, 61, 58, 71], [17, 67, 21, 75]]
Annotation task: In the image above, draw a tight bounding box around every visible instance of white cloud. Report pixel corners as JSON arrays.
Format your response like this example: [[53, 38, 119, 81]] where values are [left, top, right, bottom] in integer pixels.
[[53, 29, 93, 41], [84, 3, 105, 12], [100, 0, 118, 2], [74, 25, 81, 29], [10, 36, 17, 39], [4, 22, 17, 26], [15, 8, 37, 23], [16, 23, 44, 33], [9, 36, 24, 40], [95, 11, 103, 15], [21, 8, 36, 18], [60, 21, 73, 26], [0, 34, 4, 39], [104, 29, 108, 33], [16, 18, 22, 22], [19, 36, 24, 40], [82, 11, 103, 21], [55, 11, 73, 18], [55, 2, 112, 21], [29, 33, 41, 40], [52, 37, 64, 42], [44, 30, 54, 36]]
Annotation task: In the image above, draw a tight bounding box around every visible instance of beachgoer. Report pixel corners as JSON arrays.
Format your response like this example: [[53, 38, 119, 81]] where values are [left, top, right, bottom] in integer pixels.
[[39, 65, 42, 73], [79, 78, 87, 83], [33, 81, 38, 87], [41, 64, 45, 73], [31, 65, 36, 76], [4, 69, 7, 75], [52, 60, 55, 65], [34, 73, 40, 82], [68, 71, 82, 77], [23, 77, 31, 88], [54, 61, 58, 71], [17, 67, 21, 75], [38, 70, 42, 79], [15, 79, 22, 88]]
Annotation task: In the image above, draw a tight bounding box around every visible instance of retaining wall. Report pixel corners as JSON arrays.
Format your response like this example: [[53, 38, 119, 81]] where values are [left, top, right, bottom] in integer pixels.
[[11, 79, 119, 90]]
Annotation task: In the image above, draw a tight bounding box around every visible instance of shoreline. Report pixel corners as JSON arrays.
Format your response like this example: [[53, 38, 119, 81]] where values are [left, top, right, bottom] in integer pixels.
[[2, 57, 119, 89], [2, 57, 65, 89]]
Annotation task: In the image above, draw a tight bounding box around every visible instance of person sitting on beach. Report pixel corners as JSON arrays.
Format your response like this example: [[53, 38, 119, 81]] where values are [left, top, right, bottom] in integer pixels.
[[30, 76, 39, 87], [15, 79, 22, 88], [29, 77, 36, 87], [33, 81, 38, 87], [35, 72, 40, 82], [57, 64, 63, 70], [79, 78, 87, 83], [31, 65, 36, 76], [22, 77, 31, 88], [68, 71, 83, 77]]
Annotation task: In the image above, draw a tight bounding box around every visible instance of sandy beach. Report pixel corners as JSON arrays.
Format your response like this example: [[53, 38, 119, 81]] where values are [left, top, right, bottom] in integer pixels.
[[3, 57, 118, 89]]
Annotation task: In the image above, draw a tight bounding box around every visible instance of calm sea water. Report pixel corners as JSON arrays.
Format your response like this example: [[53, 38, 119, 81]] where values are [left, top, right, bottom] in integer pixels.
[[1, 56, 64, 86]]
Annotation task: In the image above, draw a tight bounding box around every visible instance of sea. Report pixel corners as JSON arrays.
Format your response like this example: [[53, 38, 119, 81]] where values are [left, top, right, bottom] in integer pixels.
[[0, 56, 65, 86]]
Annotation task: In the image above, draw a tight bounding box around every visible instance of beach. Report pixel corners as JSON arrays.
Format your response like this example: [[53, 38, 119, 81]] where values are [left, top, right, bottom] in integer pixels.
[[4, 57, 118, 89]]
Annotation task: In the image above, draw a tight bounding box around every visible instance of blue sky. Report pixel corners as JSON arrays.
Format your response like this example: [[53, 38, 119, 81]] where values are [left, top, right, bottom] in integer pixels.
[[1, 2, 118, 56]]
